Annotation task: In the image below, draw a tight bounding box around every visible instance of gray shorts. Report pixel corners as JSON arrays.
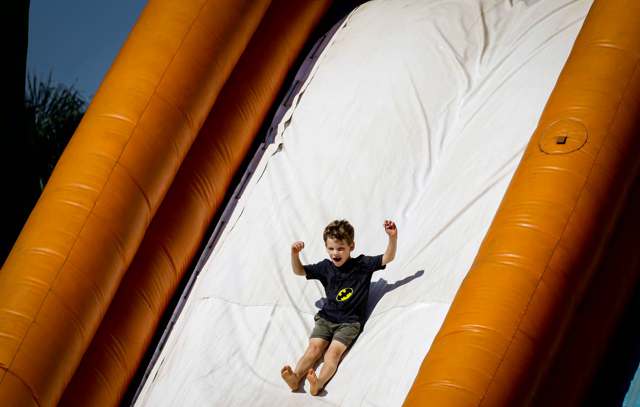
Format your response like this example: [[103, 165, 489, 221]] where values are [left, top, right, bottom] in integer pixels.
[[310, 314, 361, 347]]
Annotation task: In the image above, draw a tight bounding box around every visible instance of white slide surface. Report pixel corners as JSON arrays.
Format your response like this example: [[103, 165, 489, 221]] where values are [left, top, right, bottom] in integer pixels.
[[136, 1, 592, 406]]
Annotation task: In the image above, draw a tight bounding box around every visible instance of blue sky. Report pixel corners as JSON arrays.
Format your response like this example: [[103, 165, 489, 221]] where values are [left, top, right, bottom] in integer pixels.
[[27, 0, 147, 101]]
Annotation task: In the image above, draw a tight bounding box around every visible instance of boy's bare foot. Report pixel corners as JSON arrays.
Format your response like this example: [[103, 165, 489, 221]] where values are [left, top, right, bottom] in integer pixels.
[[281, 365, 301, 391], [307, 368, 322, 396]]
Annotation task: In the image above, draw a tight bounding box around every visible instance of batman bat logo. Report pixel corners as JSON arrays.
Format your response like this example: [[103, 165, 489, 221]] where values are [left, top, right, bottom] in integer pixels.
[[336, 288, 353, 302]]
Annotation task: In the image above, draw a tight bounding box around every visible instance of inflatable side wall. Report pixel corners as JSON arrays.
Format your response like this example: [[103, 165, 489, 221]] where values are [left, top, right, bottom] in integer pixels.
[[2, 0, 639, 406], [60, 2, 331, 405], [0, 0, 272, 405], [404, 0, 640, 405]]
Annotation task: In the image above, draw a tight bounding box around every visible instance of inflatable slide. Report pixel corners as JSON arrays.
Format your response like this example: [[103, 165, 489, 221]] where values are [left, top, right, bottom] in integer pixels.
[[2, 0, 640, 406]]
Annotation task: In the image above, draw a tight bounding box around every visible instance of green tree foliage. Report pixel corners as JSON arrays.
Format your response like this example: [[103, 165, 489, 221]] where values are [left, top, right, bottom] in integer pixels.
[[25, 74, 86, 189]]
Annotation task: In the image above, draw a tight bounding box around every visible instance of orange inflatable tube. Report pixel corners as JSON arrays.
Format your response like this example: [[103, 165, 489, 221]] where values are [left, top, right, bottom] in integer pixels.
[[0, 1, 270, 405], [59, 2, 331, 405], [404, 0, 640, 405]]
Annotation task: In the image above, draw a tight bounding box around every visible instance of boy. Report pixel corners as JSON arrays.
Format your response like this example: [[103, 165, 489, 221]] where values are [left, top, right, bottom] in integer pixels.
[[281, 219, 398, 395]]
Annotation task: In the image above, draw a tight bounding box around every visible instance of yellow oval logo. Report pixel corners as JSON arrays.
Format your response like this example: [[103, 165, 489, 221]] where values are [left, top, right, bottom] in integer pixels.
[[336, 288, 353, 302]]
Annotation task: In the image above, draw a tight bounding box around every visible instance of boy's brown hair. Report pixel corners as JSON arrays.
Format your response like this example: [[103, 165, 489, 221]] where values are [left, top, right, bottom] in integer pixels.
[[323, 220, 354, 246]]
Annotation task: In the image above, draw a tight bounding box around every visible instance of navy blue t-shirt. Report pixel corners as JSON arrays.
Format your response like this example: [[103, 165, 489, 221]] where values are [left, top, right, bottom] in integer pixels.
[[304, 254, 386, 324]]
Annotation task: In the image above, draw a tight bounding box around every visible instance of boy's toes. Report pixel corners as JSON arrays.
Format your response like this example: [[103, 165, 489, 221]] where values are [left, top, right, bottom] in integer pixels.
[[307, 369, 321, 396], [281, 365, 300, 391]]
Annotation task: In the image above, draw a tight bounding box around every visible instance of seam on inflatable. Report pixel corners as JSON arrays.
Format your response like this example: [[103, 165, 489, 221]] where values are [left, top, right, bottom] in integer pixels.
[[158, 239, 179, 281], [1, 367, 41, 407], [116, 161, 153, 217], [48, 289, 91, 340], [477, 58, 640, 406], [0, 0, 211, 394], [155, 91, 196, 134]]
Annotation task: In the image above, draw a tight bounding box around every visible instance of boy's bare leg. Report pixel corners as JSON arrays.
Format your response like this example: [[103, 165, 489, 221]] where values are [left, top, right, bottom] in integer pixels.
[[307, 340, 347, 396], [281, 338, 329, 391]]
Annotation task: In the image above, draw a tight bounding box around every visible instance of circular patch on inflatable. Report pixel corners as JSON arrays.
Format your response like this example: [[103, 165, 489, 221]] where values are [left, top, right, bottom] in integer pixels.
[[538, 119, 588, 154]]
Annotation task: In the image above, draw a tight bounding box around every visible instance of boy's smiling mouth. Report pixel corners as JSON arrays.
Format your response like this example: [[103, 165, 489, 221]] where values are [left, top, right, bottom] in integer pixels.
[[332, 256, 348, 267]]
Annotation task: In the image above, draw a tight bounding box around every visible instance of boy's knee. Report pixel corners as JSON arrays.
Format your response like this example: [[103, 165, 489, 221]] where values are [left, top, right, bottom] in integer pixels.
[[324, 347, 344, 363], [308, 342, 325, 358]]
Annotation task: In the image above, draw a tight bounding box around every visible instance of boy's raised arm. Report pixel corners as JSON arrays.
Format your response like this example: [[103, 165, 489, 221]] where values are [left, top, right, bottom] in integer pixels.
[[382, 220, 397, 266], [291, 241, 306, 276]]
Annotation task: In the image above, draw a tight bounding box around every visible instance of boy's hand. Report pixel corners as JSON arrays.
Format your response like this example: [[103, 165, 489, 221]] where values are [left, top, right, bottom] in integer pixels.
[[383, 220, 397, 237], [291, 241, 305, 254]]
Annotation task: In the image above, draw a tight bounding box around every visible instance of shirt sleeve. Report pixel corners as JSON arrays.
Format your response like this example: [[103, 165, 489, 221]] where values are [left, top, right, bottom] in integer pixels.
[[362, 254, 386, 274], [304, 261, 325, 281]]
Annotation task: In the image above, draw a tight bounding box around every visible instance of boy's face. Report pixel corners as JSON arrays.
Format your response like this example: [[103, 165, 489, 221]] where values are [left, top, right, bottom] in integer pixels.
[[325, 237, 354, 267]]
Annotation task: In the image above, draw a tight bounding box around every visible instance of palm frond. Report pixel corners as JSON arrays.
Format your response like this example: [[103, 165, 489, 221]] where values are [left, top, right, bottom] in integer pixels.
[[24, 72, 87, 187]]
